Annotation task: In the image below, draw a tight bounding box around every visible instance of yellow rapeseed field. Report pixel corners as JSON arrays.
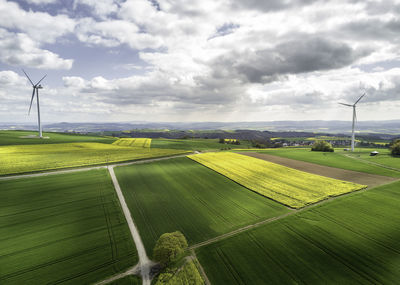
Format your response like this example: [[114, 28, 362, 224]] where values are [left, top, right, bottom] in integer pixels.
[[113, 138, 152, 147], [188, 152, 367, 208], [0, 142, 187, 175]]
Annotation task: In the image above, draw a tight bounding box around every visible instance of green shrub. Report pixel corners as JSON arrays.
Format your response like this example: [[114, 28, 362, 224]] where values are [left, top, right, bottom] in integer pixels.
[[154, 261, 204, 285], [311, 141, 334, 152], [391, 141, 400, 156], [153, 231, 188, 267]]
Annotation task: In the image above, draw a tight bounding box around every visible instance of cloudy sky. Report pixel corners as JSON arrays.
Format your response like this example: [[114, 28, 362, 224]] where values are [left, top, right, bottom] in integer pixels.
[[0, 0, 399, 123]]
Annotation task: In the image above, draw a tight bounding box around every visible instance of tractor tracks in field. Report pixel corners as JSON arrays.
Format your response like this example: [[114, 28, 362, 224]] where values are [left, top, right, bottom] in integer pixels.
[[94, 264, 139, 285], [189, 178, 399, 251]]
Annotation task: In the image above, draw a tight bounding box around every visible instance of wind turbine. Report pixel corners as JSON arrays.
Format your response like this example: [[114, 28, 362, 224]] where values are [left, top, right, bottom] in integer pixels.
[[339, 93, 365, 152], [23, 70, 46, 138]]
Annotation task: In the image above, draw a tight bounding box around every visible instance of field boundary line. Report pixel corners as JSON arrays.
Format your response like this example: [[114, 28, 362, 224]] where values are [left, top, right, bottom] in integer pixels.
[[189, 178, 399, 250], [107, 166, 155, 285], [341, 153, 400, 172], [190, 250, 211, 285], [189, 211, 294, 250], [0, 153, 191, 181]]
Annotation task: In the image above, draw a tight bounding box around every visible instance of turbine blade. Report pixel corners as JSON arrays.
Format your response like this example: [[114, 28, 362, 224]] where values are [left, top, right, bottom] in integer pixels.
[[354, 93, 365, 105], [35, 74, 47, 86], [28, 88, 35, 115], [22, 69, 34, 86], [339, 102, 352, 107]]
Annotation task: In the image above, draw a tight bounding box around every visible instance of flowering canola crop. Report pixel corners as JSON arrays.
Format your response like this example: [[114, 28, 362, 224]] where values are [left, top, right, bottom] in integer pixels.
[[188, 152, 367, 208], [113, 138, 152, 148]]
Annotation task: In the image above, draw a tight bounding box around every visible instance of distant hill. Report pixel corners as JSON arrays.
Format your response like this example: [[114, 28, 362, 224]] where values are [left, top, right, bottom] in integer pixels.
[[1, 120, 399, 136]]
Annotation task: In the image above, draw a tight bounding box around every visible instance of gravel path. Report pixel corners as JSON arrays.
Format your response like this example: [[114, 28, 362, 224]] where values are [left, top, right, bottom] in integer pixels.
[[108, 166, 155, 285]]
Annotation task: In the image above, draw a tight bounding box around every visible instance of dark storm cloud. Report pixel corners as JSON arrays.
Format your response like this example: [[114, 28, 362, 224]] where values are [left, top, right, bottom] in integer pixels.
[[81, 72, 246, 107], [212, 36, 370, 84]]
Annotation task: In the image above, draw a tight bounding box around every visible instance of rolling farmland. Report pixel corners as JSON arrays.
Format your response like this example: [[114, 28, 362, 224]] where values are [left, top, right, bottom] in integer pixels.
[[189, 152, 366, 208], [1, 130, 398, 284], [113, 138, 152, 148], [196, 180, 400, 284], [0, 169, 137, 284], [0, 142, 189, 175], [0, 130, 117, 145], [345, 148, 400, 170], [114, 157, 289, 253], [151, 138, 252, 150], [252, 148, 400, 178]]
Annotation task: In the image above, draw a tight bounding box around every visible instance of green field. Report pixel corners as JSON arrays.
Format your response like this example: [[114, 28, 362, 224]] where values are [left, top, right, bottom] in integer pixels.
[[114, 157, 289, 253], [250, 148, 400, 178], [345, 148, 400, 170], [0, 169, 137, 284], [151, 138, 252, 151], [109, 275, 141, 285], [0, 130, 116, 145], [196, 180, 400, 284], [0, 142, 189, 175]]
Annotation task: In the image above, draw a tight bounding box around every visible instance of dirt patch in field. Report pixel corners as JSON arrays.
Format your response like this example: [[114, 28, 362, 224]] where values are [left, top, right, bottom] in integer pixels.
[[239, 152, 398, 188]]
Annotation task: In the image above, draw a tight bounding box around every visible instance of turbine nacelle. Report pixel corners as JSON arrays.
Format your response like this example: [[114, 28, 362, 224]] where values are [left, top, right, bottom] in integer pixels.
[[338, 93, 365, 108]]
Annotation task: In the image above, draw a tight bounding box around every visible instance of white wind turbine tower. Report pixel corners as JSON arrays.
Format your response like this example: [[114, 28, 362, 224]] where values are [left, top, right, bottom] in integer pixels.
[[23, 70, 47, 138], [339, 93, 366, 152]]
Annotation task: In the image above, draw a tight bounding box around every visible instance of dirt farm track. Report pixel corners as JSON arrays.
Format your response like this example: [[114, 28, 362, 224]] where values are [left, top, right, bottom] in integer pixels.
[[240, 152, 398, 188]]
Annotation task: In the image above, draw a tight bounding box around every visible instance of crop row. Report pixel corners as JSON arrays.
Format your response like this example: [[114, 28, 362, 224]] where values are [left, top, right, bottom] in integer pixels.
[[188, 152, 367, 208], [196, 180, 400, 284], [0, 169, 137, 284]]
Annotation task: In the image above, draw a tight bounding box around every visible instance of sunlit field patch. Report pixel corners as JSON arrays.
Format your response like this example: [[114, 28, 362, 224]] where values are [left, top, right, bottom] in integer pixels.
[[112, 138, 152, 148], [0, 142, 187, 175], [189, 152, 367, 208]]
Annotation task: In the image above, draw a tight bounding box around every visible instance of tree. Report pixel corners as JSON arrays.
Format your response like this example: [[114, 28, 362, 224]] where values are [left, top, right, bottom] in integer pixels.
[[153, 231, 188, 267], [391, 141, 400, 156], [311, 140, 334, 152], [219, 138, 225, 144]]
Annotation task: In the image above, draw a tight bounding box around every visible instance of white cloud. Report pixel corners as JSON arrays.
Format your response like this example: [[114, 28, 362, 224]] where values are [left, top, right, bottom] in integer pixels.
[[63, 76, 86, 89], [0, 29, 73, 69], [2, 0, 400, 122], [73, 0, 122, 18], [0, 0, 75, 43], [75, 18, 163, 49], [0, 70, 21, 85]]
